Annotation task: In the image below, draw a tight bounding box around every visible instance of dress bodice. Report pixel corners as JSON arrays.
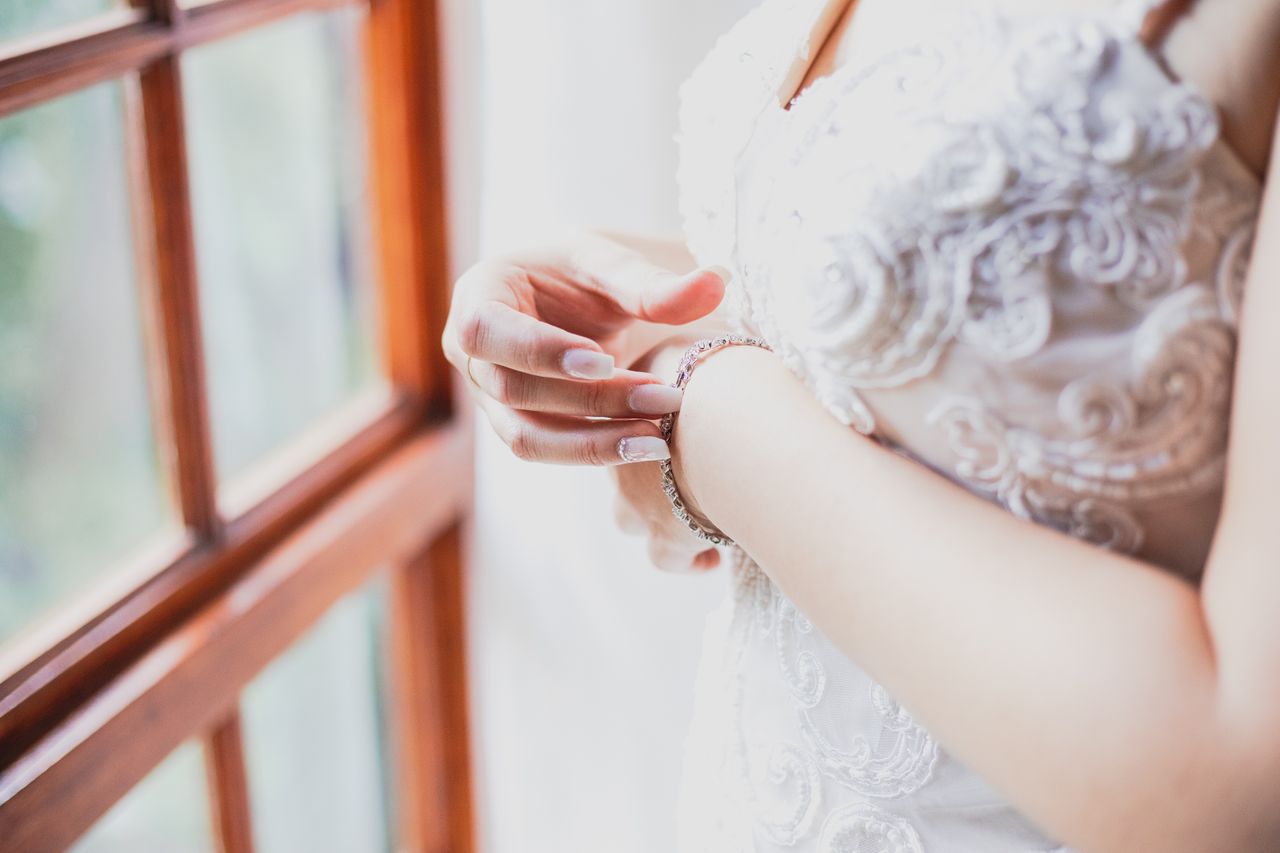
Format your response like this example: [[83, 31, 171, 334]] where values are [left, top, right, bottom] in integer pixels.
[[677, 0, 1261, 576], [673, 1, 1263, 850]]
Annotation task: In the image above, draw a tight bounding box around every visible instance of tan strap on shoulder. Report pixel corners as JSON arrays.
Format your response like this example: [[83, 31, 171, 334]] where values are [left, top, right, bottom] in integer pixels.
[[1127, 0, 1196, 47]]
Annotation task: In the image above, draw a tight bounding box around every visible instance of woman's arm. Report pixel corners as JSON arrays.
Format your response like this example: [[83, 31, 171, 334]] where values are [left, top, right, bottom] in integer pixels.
[[666, 132, 1280, 851]]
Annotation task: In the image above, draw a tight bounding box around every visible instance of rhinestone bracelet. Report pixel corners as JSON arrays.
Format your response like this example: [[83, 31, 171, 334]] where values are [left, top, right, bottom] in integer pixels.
[[658, 334, 773, 547]]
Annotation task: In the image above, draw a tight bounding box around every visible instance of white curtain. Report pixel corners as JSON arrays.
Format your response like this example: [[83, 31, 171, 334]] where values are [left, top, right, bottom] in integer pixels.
[[442, 1, 756, 850]]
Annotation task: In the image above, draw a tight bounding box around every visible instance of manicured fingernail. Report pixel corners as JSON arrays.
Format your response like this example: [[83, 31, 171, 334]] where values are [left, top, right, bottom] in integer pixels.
[[562, 348, 614, 379], [617, 436, 670, 464], [629, 384, 683, 415]]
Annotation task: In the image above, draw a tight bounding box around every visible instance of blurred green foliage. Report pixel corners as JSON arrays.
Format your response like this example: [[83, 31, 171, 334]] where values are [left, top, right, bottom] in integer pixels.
[[0, 0, 118, 43], [0, 7, 380, 646], [184, 7, 380, 481], [0, 84, 170, 645]]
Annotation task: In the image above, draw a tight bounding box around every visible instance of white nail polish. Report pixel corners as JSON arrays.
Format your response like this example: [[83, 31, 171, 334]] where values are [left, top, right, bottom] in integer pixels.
[[617, 436, 671, 464], [629, 384, 683, 415], [563, 348, 614, 379]]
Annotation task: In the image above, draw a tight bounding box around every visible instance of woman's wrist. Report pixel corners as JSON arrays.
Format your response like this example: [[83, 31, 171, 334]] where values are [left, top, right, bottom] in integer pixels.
[[642, 334, 722, 534], [667, 342, 780, 533], [632, 332, 700, 378]]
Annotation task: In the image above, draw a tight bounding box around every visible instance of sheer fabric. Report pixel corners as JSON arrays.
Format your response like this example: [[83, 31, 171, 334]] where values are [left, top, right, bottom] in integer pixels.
[[675, 0, 1262, 849]]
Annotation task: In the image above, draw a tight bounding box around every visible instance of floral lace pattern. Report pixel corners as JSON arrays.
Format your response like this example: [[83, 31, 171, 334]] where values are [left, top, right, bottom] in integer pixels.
[[675, 0, 1262, 850], [817, 804, 925, 853], [928, 282, 1239, 553]]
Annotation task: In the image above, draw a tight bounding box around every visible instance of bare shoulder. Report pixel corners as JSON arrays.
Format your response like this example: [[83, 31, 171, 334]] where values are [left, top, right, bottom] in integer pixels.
[[1163, 0, 1280, 178]]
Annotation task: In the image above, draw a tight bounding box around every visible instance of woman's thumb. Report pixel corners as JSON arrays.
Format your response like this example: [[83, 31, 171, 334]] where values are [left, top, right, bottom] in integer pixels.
[[638, 266, 730, 324]]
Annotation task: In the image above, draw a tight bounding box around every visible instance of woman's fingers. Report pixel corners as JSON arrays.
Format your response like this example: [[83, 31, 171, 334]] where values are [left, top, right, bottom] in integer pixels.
[[613, 495, 648, 535], [647, 539, 691, 572], [469, 363, 682, 418], [605, 443, 725, 573], [566, 233, 730, 325], [454, 300, 615, 380], [476, 397, 670, 466], [692, 548, 721, 570], [646, 538, 720, 573]]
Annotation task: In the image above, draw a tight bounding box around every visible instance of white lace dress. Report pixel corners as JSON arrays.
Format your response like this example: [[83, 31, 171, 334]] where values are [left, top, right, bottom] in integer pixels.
[[673, 0, 1263, 850]]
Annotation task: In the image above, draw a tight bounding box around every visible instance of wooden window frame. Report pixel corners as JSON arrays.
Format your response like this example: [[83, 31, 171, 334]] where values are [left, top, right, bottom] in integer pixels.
[[0, 1, 473, 850]]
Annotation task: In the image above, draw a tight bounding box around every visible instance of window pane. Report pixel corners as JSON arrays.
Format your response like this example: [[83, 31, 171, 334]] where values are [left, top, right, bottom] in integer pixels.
[[0, 0, 122, 44], [183, 8, 383, 485], [0, 82, 174, 647], [240, 576, 393, 853], [71, 740, 216, 853]]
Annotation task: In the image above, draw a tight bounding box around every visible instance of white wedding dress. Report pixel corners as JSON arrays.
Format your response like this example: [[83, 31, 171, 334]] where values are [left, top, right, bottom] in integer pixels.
[[673, 0, 1263, 850]]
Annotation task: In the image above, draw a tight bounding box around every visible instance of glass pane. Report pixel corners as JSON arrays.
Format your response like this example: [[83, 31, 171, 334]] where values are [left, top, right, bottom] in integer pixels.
[[240, 576, 393, 853], [183, 8, 383, 485], [0, 82, 173, 646], [0, 0, 122, 44], [71, 740, 216, 852]]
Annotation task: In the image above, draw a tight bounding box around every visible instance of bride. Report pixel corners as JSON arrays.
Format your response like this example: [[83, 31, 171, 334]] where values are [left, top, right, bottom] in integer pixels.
[[442, 0, 1280, 849]]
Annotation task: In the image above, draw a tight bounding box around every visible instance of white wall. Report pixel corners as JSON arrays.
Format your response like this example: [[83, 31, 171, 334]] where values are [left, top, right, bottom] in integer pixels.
[[440, 2, 757, 850]]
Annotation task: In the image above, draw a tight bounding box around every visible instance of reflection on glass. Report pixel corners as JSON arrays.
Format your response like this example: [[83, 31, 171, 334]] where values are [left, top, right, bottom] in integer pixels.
[[0, 0, 121, 44], [183, 8, 383, 485], [0, 82, 173, 646], [71, 740, 216, 853], [241, 576, 393, 853]]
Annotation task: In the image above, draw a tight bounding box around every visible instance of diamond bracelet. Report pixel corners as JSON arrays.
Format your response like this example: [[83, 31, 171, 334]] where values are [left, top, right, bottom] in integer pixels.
[[658, 334, 773, 547]]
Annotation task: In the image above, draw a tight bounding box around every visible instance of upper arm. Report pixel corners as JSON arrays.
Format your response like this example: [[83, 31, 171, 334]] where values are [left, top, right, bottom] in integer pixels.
[[1164, 0, 1280, 178], [1201, 107, 1280, 735]]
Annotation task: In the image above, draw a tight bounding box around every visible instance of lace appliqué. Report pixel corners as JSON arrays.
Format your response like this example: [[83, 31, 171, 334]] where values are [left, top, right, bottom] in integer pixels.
[[929, 282, 1239, 553], [725, 556, 824, 846], [725, 554, 939, 847], [817, 803, 926, 853], [730, 7, 1258, 550], [741, 14, 1227, 412]]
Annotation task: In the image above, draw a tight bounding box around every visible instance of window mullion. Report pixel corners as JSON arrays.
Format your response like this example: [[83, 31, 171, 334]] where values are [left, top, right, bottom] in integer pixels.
[[204, 709, 256, 853], [386, 526, 475, 853], [366, 0, 455, 416], [138, 53, 222, 540]]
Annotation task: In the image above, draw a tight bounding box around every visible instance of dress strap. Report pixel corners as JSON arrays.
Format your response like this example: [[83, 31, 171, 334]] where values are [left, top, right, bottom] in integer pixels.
[[1114, 0, 1194, 44]]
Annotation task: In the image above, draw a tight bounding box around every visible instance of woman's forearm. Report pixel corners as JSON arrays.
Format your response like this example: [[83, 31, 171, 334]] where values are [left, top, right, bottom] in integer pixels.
[[670, 345, 1279, 853]]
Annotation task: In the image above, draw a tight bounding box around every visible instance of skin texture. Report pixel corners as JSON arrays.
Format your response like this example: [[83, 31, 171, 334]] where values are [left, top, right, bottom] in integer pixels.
[[446, 0, 1280, 846]]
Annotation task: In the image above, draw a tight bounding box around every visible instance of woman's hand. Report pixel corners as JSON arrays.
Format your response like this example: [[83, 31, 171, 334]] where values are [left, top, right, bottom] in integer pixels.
[[441, 229, 729, 465]]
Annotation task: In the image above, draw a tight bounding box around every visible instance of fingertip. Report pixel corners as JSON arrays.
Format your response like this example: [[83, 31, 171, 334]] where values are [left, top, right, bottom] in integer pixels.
[[693, 549, 721, 571], [682, 266, 729, 302], [628, 383, 683, 416], [616, 435, 671, 464], [644, 267, 728, 323]]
